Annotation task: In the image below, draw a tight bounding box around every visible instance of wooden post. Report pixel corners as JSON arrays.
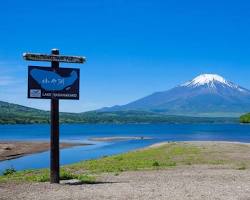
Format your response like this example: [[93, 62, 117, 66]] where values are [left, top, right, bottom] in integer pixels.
[[50, 49, 60, 183], [24, 49, 85, 184]]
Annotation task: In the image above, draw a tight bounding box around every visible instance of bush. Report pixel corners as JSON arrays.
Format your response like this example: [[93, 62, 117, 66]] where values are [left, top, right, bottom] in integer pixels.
[[237, 163, 247, 170], [3, 167, 16, 176], [60, 169, 76, 180], [152, 161, 160, 167]]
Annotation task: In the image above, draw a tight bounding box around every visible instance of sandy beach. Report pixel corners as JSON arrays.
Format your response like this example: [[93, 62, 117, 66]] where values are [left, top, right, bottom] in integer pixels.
[[0, 141, 89, 161]]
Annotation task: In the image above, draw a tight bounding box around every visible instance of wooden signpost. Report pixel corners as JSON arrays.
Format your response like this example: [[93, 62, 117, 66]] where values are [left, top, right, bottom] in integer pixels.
[[23, 49, 86, 183]]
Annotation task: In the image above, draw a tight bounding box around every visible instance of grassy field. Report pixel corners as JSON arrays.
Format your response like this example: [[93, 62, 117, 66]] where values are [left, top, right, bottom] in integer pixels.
[[1, 142, 250, 183]]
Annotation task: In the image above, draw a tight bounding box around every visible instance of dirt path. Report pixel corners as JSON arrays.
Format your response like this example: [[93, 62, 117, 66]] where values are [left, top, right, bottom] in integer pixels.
[[1, 165, 250, 200]]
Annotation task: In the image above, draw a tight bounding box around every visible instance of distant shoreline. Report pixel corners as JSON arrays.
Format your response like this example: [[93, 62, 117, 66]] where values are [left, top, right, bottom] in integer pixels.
[[0, 120, 239, 125], [148, 140, 250, 149], [0, 141, 90, 161], [89, 136, 153, 142]]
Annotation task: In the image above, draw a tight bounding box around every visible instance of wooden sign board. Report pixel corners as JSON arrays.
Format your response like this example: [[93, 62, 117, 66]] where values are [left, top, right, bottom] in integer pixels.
[[24, 49, 85, 184], [23, 53, 86, 63], [28, 66, 80, 99]]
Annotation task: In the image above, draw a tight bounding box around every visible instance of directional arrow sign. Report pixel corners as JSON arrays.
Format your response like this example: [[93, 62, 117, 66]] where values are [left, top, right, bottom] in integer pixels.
[[23, 53, 86, 63]]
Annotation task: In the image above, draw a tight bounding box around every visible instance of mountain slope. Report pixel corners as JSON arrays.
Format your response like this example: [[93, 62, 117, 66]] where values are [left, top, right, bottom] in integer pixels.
[[0, 101, 50, 124], [101, 74, 250, 117], [0, 101, 237, 124]]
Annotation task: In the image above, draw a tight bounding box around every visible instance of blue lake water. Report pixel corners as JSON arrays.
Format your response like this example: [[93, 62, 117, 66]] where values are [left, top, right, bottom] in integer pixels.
[[0, 123, 250, 173]]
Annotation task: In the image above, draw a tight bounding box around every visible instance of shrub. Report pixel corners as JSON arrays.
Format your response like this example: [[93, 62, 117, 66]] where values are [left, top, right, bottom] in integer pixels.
[[152, 161, 160, 167], [237, 163, 247, 170], [3, 167, 16, 176]]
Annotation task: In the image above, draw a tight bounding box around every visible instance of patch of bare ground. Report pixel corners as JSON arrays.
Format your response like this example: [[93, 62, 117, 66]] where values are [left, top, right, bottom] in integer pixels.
[[0, 141, 89, 161], [1, 166, 250, 200]]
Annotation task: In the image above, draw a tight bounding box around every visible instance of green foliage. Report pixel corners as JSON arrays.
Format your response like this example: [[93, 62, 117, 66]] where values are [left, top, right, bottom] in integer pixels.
[[68, 143, 199, 173], [3, 167, 16, 176], [0, 168, 96, 183], [0, 101, 50, 124], [77, 174, 96, 184], [0, 143, 201, 183], [2, 142, 250, 183], [240, 113, 250, 123], [0, 101, 238, 124], [0, 169, 41, 182], [152, 161, 160, 167], [237, 162, 247, 170]]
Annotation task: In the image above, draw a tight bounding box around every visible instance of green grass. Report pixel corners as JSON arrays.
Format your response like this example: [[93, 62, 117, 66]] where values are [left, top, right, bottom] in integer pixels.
[[237, 162, 247, 170], [0, 143, 200, 183], [1, 142, 249, 183], [67, 143, 201, 173], [0, 168, 95, 183]]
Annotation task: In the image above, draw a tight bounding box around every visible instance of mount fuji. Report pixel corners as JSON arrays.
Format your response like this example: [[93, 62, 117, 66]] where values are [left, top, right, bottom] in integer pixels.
[[100, 74, 250, 117]]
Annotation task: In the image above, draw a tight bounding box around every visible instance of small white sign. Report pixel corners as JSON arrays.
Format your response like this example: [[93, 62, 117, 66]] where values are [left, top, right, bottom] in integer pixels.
[[30, 89, 41, 98]]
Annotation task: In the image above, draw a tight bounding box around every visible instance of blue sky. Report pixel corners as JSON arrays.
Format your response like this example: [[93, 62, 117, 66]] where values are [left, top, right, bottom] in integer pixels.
[[1, 0, 250, 112]]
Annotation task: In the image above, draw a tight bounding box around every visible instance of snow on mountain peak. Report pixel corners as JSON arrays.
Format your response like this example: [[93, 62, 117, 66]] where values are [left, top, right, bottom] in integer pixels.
[[181, 74, 239, 89], [187, 74, 227, 85]]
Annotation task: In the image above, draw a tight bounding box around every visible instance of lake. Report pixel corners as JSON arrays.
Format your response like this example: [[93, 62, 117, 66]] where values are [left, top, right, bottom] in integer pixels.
[[0, 123, 250, 173]]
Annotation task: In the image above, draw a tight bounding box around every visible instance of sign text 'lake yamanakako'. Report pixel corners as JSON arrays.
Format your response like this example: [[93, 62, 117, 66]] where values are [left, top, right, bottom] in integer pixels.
[[28, 66, 80, 99]]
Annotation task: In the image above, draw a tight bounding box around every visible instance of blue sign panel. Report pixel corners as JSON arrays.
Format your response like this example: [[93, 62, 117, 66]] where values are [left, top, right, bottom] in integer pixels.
[[28, 66, 80, 99]]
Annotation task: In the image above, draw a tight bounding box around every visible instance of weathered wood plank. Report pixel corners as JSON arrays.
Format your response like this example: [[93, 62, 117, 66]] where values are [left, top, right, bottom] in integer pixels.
[[23, 53, 86, 63]]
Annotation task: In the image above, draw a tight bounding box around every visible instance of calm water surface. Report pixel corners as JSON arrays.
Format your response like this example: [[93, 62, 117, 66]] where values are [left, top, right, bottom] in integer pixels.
[[0, 124, 249, 173]]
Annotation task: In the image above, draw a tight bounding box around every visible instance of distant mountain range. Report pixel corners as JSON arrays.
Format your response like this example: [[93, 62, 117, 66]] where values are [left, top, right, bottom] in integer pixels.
[[0, 73, 248, 124], [100, 74, 250, 117], [0, 101, 237, 124]]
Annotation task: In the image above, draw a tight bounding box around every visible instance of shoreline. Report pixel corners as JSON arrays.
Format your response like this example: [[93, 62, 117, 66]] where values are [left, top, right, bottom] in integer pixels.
[[2, 139, 250, 162], [89, 136, 153, 142], [1, 139, 250, 162], [0, 141, 90, 161], [148, 140, 250, 148], [2, 141, 250, 199]]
